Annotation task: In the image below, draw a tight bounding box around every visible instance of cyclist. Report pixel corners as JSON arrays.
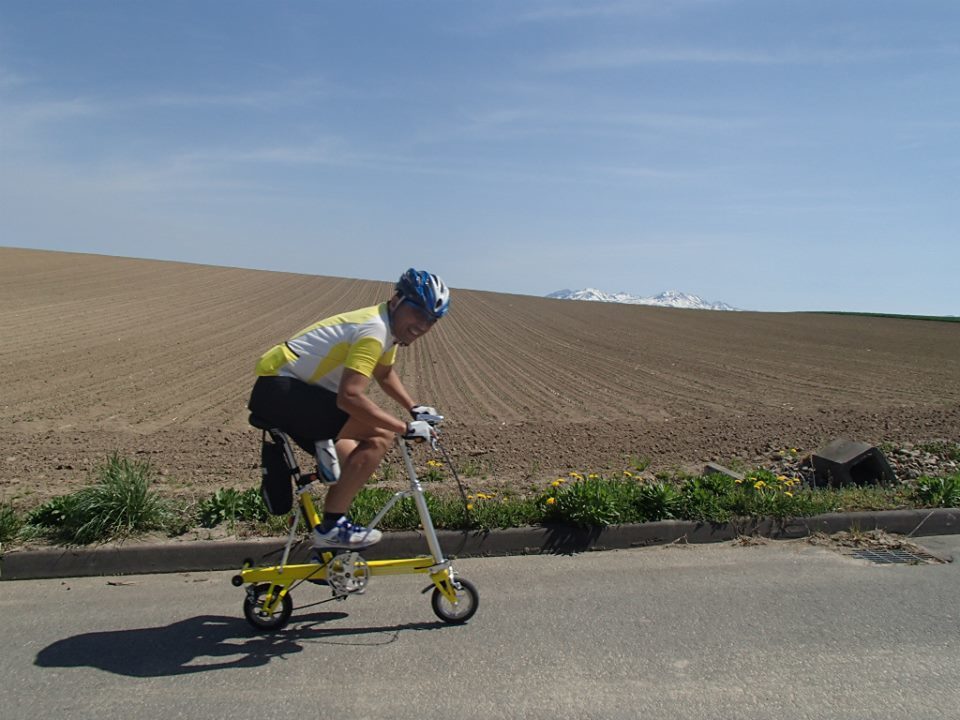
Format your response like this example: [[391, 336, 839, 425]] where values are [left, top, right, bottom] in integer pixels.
[[248, 268, 449, 549]]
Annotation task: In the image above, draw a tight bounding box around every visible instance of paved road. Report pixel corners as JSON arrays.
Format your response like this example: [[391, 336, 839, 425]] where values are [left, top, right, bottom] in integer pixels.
[[2, 536, 958, 720]]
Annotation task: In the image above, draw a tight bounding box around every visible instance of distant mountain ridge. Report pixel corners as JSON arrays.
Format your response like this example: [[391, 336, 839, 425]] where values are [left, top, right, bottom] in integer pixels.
[[547, 288, 738, 311]]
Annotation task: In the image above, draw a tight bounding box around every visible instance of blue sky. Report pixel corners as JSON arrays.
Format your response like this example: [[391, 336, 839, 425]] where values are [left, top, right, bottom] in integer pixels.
[[1, 1, 957, 314]]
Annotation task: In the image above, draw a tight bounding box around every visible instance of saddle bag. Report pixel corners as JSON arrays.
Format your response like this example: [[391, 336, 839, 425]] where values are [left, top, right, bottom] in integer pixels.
[[260, 432, 294, 515]]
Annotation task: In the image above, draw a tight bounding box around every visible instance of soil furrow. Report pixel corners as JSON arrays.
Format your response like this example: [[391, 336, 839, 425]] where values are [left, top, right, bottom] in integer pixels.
[[2, 248, 958, 504]]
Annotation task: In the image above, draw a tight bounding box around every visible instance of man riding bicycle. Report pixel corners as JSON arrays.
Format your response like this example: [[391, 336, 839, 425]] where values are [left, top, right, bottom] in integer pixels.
[[248, 268, 450, 550]]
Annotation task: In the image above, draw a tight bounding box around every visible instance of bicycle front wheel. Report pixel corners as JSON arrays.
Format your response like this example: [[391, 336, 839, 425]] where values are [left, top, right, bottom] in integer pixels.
[[431, 577, 479, 624]]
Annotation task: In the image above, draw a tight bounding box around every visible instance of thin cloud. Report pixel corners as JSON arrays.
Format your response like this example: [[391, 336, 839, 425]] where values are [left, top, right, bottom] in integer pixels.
[[590, 164, 694, 181], [0, 65, 28, 89], [577, 109, 757, 133], [187, 140, 354, 167], [539, 44, 957, 71], [137, 77, 336, 109], [456, 104, 755, 141], [0, 97, 104, 149], [511, 0, 723, 24], [517, 1, 659, 22], [1, 76, 349, 123]]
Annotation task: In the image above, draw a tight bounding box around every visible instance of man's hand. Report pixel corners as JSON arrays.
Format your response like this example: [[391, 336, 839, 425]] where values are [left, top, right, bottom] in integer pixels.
[[411, 404, 438, 419], [403, 420, 436, 443], [410, 404, 443, 425]]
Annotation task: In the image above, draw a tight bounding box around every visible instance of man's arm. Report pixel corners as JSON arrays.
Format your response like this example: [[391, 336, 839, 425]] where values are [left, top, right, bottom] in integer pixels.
[[373, 364, 416, 414], [338, 368, 408, 434]]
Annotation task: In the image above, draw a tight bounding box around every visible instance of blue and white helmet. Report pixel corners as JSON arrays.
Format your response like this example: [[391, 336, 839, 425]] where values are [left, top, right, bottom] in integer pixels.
[[396, 268, 450, 320]]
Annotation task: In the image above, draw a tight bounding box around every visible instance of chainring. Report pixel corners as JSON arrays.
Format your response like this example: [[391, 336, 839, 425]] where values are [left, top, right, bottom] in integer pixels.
[[326, 551, 370, 596]]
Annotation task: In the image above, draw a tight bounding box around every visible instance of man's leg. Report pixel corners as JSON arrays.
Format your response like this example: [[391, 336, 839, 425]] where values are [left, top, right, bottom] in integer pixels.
[[322, 419, 393, 515]]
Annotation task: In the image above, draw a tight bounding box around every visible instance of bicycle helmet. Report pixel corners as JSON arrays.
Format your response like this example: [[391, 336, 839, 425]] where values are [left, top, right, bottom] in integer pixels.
[[395, 268, 450, 320]]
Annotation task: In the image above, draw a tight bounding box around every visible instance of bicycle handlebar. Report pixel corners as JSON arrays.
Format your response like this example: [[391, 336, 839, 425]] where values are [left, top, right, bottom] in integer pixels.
[[400, 413, 444, 450]]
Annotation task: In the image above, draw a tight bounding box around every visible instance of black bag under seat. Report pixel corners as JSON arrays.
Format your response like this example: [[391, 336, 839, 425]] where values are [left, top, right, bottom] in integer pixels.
[[260, 432, 295, 515]]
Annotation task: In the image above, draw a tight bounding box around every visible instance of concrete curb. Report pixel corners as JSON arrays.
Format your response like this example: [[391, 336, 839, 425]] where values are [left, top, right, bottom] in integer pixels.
[[2, 507, 958, 580]]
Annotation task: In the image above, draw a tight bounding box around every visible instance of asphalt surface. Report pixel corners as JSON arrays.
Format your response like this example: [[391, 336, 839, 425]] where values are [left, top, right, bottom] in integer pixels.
[[2, 535, 958, 720]]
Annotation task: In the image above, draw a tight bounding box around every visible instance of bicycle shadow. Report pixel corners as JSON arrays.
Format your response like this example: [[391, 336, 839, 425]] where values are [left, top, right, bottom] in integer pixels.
[[34, 610, 448, 678]]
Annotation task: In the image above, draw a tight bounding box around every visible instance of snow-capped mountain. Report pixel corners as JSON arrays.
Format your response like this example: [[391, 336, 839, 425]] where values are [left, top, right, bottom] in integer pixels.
[[547, 288, 738, 311]]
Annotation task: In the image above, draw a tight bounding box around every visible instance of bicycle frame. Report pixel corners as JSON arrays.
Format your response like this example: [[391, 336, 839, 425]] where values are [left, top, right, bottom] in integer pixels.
[[238, 435, 460, 613]]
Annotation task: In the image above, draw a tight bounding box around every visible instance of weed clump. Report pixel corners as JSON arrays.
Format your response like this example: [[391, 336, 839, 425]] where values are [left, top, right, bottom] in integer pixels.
[[27, 453, 172, 544], [196, 487, 270, 528], [0, 503, 23, 543], [912, 474, 960, 508]]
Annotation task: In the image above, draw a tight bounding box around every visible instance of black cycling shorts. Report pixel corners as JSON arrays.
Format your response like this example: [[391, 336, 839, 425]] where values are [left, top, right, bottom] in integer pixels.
[[248, 375, 350, 454]]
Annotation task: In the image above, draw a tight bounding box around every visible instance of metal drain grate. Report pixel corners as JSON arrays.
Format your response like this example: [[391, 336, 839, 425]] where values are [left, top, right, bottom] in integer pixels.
[[845, 548, 944, 565]]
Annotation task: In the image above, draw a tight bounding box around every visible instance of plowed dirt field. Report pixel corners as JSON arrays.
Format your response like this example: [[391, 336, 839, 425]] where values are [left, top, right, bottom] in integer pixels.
[[2, 247, 959, 506]]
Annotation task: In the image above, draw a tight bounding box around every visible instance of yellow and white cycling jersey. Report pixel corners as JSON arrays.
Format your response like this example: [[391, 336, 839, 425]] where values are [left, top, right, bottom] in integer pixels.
[[255, 303, 398, 393]]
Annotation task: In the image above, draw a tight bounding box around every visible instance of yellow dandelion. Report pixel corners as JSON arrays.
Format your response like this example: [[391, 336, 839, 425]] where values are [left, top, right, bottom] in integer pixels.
[[776, 475, 788, 482], [466, 503, 474, 511], [588, 473, 600, 480], [623, 470, 634, 478], [784, 491, 794, 497], [735, 478, 744, 484], [753, 480, 767, 490], [546, 497, 556, 505], [551, 480, 562, 488]]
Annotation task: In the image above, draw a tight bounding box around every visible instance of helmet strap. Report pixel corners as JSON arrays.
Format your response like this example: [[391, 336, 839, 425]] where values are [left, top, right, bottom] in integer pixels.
[[387, 294, 402, 344]]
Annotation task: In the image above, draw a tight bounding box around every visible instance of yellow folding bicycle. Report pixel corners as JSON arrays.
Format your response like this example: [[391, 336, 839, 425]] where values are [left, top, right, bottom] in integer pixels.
[[232, 414, 478, 632]]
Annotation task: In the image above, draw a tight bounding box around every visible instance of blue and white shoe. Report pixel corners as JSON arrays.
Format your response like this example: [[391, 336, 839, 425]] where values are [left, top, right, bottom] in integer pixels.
[[311, 517, 382, 549]]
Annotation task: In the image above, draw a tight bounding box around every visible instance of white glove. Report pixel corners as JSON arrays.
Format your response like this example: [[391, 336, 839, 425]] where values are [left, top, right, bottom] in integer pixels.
[[410, 404, 443, 425], [403, 420, 435, 443]]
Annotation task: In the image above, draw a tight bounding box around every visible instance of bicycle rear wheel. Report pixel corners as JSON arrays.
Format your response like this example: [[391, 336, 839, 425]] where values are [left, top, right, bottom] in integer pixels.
[[243, 583, 293, 631]]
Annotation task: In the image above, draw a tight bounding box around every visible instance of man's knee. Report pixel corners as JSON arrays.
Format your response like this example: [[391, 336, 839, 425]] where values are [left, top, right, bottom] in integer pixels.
[[363, 430, 393, 455], [339, 422, 393, 452]]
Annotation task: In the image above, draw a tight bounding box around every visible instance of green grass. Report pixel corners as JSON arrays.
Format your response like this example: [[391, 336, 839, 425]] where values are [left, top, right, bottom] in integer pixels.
[[196, 487, 271, 528], [174, 468, 960, 535], [7, 455, 960, 547], [0, 503, 23, 543], [915, 441, 960, 463], [912, 474, 960, 508], [26, 453, 173, 544], [808, 311, 959, 323], [458, 456, 493, 479]]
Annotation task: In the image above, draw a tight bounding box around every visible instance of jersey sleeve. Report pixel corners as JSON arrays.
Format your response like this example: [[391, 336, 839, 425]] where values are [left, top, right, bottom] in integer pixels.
[[343, 312, 395, 377], [378, 344, 398, 367], [344, 336, 385, 377]]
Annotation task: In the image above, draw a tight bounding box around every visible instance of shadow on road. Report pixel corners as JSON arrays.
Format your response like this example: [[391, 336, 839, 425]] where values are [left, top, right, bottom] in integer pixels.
[[34, 610, 449, 677]]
